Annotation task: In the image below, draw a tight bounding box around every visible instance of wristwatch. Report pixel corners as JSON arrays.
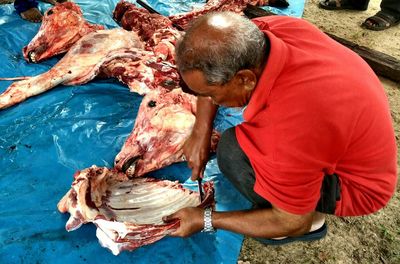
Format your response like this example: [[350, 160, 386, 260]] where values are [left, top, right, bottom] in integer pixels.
[[202, 207, 215, 233]]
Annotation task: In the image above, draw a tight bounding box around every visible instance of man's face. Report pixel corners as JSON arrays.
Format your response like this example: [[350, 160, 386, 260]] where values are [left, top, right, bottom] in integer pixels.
[[181, 70, 251, 107]]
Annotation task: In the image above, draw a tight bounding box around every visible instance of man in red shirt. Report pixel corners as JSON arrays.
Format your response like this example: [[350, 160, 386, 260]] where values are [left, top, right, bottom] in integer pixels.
[[162, 12, 397, 244]]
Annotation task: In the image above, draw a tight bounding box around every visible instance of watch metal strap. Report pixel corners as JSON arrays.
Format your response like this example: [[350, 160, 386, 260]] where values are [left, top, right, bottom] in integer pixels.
[[202, 207, 215, 233]]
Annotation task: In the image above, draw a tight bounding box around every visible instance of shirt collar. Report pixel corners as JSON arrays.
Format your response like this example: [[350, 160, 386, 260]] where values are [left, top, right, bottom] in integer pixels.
[[243, 30, 288, 121]]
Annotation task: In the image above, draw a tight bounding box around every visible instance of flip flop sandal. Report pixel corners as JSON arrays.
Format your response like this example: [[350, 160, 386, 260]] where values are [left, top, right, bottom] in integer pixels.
[[319, 0, 367, 11], [255, 223, 328, 246], [362, 11, 400, 31]]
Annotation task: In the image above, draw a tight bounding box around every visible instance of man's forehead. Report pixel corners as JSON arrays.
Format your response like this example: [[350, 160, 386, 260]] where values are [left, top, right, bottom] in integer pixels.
[[182, 70, 206, 83], [181, 70, 216, 95]]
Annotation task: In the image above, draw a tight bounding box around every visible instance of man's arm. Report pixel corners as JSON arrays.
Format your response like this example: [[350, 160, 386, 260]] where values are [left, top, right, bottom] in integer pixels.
[[184, 96, 218, 180], [163, 205, 314, 238], [213, 206, 313, 238]]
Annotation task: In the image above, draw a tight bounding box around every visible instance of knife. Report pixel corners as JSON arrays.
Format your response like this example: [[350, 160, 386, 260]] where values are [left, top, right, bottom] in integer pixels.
[[197, 178, 204, 202], [136, 0, 184, 30]]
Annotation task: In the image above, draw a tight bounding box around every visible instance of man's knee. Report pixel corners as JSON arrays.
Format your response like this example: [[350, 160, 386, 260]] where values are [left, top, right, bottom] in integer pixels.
[[216, 127, 237, 174], [217, 127, 253, 177]]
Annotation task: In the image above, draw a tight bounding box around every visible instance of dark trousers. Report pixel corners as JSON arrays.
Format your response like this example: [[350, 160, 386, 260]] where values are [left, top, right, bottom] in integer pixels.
[[217, 127, 341, 214], [349, 0, 400, 16], [14, 0, 38, 14]]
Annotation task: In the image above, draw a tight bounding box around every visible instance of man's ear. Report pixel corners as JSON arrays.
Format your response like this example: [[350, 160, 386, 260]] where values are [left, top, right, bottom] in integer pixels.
[[235, 69, 257, 91]]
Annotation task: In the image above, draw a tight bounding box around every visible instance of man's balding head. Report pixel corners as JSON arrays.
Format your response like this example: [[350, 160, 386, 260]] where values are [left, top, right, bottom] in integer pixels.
[[176, 12, 267, 85]]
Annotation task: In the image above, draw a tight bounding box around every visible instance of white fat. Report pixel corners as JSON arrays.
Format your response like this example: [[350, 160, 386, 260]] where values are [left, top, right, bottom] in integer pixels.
[[95, 219, 129, 239], [96, 227, 124, 256], [100, 180, 200, 225]]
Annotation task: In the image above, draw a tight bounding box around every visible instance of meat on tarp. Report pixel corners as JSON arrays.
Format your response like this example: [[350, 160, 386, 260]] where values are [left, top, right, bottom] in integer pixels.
[[58, 166, 214, 255], [23, 2, 104, 63], [113, 0, 274, 31], [114, 88, 220, 177], [0, 28, 181, 109]]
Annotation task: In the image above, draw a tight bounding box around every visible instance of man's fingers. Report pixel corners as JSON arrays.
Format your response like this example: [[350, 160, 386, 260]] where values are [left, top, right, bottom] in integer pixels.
[[168, 229, 181, 237], [191, 166, 201, 181], [164, 214, 182, 237], [162, 213, 178, 223], [200, 168, 205, 179], [191, 163, 207, 180]]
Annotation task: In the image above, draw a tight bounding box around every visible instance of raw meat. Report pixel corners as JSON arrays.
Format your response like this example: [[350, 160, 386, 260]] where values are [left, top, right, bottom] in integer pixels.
[[58, 165, 214, 255], [170, 0, 269, 29], [1, 2, 186, 110], [113, 1, 183, 63], [114, 88, 220, 177], [0, 28, 181, 109], [114, 0, 270, 30], [113, 1, 174, 42], [23, 2, 103, 63]]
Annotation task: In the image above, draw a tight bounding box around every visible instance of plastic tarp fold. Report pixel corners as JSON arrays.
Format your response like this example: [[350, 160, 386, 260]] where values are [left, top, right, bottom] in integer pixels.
[[0, 1, 303, 263]]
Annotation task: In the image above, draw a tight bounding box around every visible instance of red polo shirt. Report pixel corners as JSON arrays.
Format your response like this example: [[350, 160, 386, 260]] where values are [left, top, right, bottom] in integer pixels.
[[235, 16, 397, 216]]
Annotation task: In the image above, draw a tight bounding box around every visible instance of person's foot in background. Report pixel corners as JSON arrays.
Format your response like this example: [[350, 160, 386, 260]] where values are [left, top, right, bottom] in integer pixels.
[[20, 6, 42, 22], [362, 10, 400, 31], [41, 0, 68, 4], [14, 0, 68, 23], [319, 0, 400, 31], [0, 0, 14, 4]]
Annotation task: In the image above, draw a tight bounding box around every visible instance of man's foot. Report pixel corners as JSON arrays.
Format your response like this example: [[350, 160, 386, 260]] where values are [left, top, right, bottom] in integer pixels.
[[255, 223, 328, 246], [362, 11, 400, 31], [255, 212, 326, 246], [268, 0, 289, 8], [0, 0, 14, 4], [20, 7, 42, 23], [40, 0, 68, 4], [319, 0, 368, 11]]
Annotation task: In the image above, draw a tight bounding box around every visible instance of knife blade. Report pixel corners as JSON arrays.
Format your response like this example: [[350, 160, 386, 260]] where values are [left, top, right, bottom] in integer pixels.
[[197, 178, 204, 202]]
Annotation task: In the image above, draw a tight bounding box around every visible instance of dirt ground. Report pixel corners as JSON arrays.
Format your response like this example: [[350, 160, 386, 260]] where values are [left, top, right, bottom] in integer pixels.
[[239, 0, 400, 263]]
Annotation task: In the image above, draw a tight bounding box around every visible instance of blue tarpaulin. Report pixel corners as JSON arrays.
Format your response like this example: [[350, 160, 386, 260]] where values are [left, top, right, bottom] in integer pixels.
[[0, 1, 304, 263]]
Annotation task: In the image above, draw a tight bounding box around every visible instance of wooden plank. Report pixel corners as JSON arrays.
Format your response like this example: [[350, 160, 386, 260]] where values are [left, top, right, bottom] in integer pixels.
[[244, 5, 400, 82], [244, 4, 275, 18], [325, 33, 400, 82]]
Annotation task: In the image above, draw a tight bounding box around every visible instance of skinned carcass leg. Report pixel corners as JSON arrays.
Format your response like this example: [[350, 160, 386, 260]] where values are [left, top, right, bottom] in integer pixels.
[[0, 28, 144, 110]]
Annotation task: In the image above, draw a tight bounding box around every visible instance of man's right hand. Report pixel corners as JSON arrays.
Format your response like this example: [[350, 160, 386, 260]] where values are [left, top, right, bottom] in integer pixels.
[[184, 96, 218, 181], [184, 129, 211, 180]]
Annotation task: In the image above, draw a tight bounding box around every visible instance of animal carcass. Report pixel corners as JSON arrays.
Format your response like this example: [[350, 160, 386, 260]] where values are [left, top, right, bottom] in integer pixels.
[[169, 0, 269, 29], [23, 2, 104, 63], [112, 2, 182, 63], [23, 1, 179, 63], [57, 166, 214, 255], [114, 0, 287, 31], [113, 1, 175, 42], [0, 28, 181, 110], [114, 88, 220, 177]]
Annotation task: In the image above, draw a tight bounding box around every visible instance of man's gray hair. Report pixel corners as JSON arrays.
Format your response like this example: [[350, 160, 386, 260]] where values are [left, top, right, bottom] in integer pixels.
[[176, 12, 266, 85]]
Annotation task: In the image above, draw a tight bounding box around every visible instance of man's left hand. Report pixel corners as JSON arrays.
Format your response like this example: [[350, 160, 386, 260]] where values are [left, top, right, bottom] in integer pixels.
[[163, 207, 204, 237]]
